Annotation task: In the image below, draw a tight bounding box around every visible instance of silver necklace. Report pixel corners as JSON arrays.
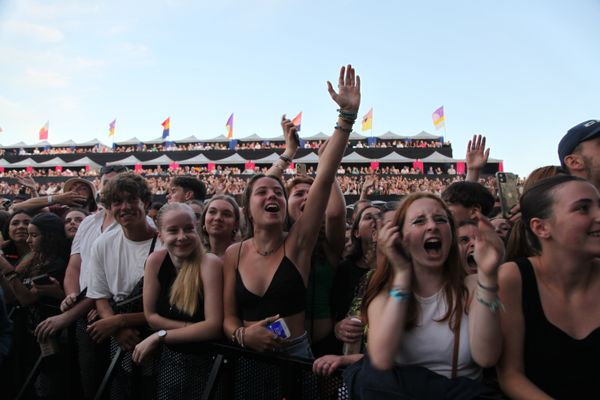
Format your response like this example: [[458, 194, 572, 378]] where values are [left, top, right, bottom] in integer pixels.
[[252, 238, 281, 257]]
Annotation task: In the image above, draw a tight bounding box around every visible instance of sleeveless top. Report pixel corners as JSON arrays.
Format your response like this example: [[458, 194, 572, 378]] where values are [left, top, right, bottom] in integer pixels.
[[235, 241, 306, 321], [156, 252, 205, 323], [394, 289, 480, 380], [516, 257, 599, 399], [305, 254, 335, 319]]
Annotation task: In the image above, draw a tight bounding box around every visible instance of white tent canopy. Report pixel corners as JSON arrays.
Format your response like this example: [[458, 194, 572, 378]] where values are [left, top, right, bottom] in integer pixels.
[[106, 155, 142, 166], [139, 155, 175, 165], [178, 153, 213, 165], [213, 153, 247, 164]]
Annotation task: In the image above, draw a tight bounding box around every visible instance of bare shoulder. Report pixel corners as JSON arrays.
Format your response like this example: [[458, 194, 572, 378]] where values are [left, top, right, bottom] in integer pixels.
[[223, 241, 245, 270], [498, 261, 522, 289], [146, 249, 168, 268], [202, 252, 224, 271]]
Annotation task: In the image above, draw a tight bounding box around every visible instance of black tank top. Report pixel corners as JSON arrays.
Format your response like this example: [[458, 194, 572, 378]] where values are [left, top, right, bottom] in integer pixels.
[[516, 257, 599, 399], [156, 252, 205, 323], [235, 241, 306, 321]]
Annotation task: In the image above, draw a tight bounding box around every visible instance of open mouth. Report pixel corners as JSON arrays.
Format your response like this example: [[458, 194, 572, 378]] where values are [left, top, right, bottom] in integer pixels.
[[423, 238, 442, 254], [589, 231, 600, 237], [265, 203, 280, 213], [466, 253, 477, 271]]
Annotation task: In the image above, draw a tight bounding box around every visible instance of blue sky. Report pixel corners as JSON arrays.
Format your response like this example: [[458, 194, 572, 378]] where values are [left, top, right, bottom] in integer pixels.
[[1, 0, 599, 176]]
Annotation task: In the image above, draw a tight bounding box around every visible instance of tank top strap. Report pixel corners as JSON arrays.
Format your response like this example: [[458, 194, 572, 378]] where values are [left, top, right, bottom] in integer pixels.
[[235, 241, 243, 270], [515, 257, 544, 321]]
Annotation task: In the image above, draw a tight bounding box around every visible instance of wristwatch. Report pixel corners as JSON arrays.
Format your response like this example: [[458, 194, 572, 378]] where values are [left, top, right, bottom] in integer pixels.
[[157, 329, 167, 343]]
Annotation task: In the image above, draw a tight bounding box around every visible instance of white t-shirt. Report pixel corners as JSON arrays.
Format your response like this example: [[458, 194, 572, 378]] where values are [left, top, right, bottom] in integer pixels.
[[86, 227, 162, 303], [72, 211, 156, 291], [71, 210, 118, 290], [394, 290, 480, 380]]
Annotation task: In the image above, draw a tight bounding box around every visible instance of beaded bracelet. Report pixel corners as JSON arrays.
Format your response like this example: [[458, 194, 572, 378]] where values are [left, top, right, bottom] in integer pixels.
[[240, 327, 246, 348], [334, 125, 353, 134], [337, 108, 358, 123], [279, 154, 292, 164], [231, 327, 242, 344], [475, 290, 505, 313], [477, 280, 499, 293], [389, 288, 412, 302]]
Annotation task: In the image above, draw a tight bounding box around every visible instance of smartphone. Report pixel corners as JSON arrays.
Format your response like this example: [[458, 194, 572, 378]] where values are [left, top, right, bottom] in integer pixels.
[[496, 172, 519, 219], [296, 163, 307, 176], [266, 318, 291, 339], [31, 274, 52, 285]]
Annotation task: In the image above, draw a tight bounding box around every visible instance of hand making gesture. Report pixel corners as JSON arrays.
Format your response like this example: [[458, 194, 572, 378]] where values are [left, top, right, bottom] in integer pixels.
[[327, 64, 361, 114]]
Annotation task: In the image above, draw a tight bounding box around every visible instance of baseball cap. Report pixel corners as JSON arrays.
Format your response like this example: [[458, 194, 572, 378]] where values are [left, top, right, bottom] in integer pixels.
[[558, 120, 600, 168]]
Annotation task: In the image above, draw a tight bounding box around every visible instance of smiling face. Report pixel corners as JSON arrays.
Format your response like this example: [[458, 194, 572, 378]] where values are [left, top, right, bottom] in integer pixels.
[[158, 208, 200, 260], [9, 213, 31, 243], [401, 198, 453, 270], [248, 176, 287, 228], [167, 185, 190, 204], [26, 223, 42, 252], [64, 210, 87, 239], [110, 191, 147, 229], [541, 180, 600, 256], [204, 199, 238, 239]]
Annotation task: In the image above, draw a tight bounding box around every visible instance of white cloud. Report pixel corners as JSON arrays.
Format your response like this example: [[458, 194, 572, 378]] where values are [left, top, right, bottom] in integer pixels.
[[4, 20, 64, 42], [21, 67, 69, 88]]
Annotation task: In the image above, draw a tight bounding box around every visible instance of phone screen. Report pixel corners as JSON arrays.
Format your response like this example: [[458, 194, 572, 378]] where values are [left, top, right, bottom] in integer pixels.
[[267, 319, 290, 339]]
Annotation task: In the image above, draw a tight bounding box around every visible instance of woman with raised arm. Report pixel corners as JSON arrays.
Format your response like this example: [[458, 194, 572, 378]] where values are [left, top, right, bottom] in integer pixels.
[[223, 65, 360, 359], [497, 175, 600, 400], [266, 114, 347, 356], [347, 192, 504, 399]]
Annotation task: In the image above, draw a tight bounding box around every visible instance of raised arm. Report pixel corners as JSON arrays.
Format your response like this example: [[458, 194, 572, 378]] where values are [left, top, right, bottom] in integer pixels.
[[366, 221, 413, 370], [266, 115, 299, 178], [324, 179, 346, 261], [465, 134, 490, 182], [466, 215, 504, 367], [289, 65, 360, 269], [11, 191, 88, 213]]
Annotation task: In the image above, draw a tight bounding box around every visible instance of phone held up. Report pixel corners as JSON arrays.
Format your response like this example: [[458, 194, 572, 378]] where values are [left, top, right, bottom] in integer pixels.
[[496, 172, 519, 219], [266, 318, 291, 339]]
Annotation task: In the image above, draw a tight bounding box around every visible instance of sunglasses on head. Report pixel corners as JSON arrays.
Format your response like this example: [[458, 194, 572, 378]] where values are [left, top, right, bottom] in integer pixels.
[[100, 165, 128, 175]]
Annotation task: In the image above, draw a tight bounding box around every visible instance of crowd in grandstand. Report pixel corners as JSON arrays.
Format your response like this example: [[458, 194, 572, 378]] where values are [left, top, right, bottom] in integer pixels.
[[0, 66, 598, 400]]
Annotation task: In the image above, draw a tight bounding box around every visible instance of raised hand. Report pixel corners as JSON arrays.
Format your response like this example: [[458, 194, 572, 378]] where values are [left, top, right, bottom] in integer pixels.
[[473, 212, 505, 280], [17, 175, 37, 191], [280, 115, 300, 154], [466, 134, 490, 171], [327, 64, 361, 113], [378, 221, 411, 273]]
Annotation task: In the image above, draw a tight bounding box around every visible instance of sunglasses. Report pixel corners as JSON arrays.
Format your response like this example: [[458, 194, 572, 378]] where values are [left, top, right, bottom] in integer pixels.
[[100, 165, 128, 175]]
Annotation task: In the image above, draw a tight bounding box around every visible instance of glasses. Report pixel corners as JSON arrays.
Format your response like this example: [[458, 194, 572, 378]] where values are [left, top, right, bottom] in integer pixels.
[[100, 165, 128, 175]]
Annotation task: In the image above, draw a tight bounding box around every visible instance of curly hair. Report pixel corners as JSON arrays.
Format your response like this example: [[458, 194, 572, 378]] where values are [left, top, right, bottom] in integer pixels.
[[101, 172, 152, 206]]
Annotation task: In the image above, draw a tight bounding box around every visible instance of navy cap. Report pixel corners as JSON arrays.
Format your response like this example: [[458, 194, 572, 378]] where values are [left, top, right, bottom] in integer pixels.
[[558, 120, 600, 168]]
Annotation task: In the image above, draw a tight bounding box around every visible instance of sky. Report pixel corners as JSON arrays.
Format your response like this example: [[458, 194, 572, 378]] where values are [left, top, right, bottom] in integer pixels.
[[1, 0, 599, 177]]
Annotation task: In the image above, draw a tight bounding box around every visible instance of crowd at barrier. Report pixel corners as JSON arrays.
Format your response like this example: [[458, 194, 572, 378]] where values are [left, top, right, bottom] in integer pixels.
[[0, 65, 598, 400]]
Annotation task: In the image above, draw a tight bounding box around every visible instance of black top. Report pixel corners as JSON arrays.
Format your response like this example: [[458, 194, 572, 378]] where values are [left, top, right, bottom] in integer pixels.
[[235, 243, 306, 321], [516, 257, 600, 399], [331, 258, 371, 322], [156, 252, 204, 323]]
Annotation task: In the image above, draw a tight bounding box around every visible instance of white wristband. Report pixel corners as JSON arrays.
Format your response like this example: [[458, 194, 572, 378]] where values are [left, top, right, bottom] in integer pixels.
[[47, 195, 53, 204]]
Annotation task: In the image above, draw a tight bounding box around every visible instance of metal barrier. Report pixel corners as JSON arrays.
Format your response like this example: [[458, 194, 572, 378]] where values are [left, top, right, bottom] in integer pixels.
[[96, 341, 350, 400]]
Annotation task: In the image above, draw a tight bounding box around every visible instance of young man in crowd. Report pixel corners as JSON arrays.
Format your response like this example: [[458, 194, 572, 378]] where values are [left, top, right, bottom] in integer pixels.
[[166, 176, 206, 203], [558, 119, 600, 190], [86, 172, 160, 353], [441, 181, 495, 223]]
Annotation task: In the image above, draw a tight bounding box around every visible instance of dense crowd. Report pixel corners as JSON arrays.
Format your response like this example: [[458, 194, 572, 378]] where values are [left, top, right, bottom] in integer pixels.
[[0, 66, 597, 400], [2, 137, 451, 157]]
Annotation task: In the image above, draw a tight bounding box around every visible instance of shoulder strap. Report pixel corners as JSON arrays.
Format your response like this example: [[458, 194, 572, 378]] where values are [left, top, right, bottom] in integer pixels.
[[148, 234, 158, 255], [235, 241, 243, 270]]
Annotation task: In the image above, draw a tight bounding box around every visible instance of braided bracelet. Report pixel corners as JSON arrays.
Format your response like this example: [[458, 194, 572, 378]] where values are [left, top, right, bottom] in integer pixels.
[[337, 108, 358, 123], [475, 290, 505, 313], [279, 154, 292, 164], [334, 125, 353, 134], [389, 288, 412, 302], [477, 280, 499, 293]]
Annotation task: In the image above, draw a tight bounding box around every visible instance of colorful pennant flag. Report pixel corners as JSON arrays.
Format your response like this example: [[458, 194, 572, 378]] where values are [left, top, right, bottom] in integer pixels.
[[432, 106, 445, 130], [292, 112, 303, 132], [108, 119, 116, 137], [226, 113, 234, 139], [162, 117, 170, 139], [361, 108, 373, 132], [39, 121, 49, 140]]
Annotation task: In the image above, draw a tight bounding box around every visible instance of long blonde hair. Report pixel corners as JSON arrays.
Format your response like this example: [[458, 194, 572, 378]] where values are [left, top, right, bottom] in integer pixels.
[[157, 203, 204, 316]]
